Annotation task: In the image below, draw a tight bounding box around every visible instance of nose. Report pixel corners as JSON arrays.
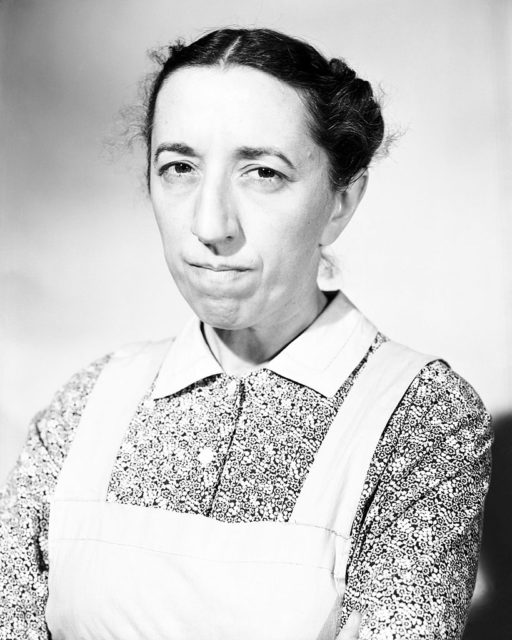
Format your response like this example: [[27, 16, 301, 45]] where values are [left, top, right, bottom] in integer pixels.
[[191, 173, 241, 251]]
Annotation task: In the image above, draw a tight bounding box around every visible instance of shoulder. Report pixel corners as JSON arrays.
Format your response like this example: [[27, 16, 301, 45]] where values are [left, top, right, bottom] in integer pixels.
[[397, 358, 491, 443], [36, 337, 174, 461], [109, 337, 174, 363], [34, 353, 112, 466], [350, 355, 493, 539], [365, 339, 491, 454], [353, 352, 492, 520], [377, 357, 493, 492]]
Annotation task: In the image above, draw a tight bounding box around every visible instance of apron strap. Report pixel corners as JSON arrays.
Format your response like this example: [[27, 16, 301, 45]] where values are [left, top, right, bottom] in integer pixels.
[[52, 339, 173, 502], [290, 341, 440, 538]]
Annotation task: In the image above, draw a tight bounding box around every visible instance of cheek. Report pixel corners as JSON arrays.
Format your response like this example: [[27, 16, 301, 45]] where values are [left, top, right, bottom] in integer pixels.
[[250, 220, 323, 282], [265, 200, 327, 260], [151, 196, 186, 253]]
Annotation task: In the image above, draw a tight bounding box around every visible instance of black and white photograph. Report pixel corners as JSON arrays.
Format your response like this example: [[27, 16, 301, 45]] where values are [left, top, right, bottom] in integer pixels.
[[1, 1, 511, 638]]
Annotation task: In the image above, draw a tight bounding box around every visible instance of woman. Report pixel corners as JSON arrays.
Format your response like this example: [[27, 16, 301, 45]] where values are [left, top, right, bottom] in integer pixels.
[[0, 28, 491, 639]]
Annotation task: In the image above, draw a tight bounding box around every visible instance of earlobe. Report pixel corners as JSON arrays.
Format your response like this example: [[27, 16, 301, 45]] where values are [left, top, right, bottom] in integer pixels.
[[320, 170, 369, 247]]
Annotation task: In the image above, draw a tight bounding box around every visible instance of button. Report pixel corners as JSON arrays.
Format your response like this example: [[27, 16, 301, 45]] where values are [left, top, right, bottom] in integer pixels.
[[226, 379, 239, 396], [197, 446, 214, 466], [142, 397, 154, 410]]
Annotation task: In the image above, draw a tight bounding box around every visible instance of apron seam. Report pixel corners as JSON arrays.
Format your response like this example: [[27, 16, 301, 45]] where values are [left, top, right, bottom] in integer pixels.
[[50, 536, 335, 570]]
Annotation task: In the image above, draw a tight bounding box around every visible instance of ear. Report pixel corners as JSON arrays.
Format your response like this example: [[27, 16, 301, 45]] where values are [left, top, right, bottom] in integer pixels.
[[320, 170, 369, 246]]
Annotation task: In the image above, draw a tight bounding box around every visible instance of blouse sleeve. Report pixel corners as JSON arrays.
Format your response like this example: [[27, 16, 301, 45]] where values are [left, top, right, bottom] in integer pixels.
[[340, 360, 492, 640], [0, 356, 109, 640]]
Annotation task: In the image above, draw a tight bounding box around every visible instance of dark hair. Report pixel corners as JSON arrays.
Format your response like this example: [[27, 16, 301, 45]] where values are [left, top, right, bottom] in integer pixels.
[[142, 27, 385, 191]]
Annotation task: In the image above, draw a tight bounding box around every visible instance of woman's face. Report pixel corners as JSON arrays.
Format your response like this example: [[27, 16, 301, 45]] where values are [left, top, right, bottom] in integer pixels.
[[150, 65, 344, 330]]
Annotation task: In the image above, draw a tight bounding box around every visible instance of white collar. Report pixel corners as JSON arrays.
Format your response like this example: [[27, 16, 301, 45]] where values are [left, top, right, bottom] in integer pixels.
[[151, 290, 378, 399]]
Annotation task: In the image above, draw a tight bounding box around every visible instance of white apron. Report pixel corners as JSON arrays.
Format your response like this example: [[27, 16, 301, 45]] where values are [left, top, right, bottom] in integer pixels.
[[45, 316, 436, 640]]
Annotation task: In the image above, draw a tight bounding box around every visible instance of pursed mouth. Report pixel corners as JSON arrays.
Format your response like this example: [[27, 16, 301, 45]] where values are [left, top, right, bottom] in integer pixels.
[[189, 263, 250, 272]]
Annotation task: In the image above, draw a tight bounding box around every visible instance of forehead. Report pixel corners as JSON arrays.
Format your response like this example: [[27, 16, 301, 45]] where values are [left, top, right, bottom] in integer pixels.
[[152, 65, 318, 159]]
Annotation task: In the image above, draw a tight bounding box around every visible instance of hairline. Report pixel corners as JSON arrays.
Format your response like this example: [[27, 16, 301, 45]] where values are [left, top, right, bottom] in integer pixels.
[[147, 61, 331, 190]]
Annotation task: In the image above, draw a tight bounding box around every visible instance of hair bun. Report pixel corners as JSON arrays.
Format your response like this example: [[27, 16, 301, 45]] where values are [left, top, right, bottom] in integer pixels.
[[328, 57, 378, 116], [328, 58, 355, 82]]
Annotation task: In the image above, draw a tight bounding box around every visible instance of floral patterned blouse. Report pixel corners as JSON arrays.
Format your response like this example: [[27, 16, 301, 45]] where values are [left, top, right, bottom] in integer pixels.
[[0, 292, 492, 639]]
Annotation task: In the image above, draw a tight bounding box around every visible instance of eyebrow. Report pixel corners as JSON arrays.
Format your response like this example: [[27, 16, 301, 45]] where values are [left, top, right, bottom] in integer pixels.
[[235, 146, 296, 171], [153, 142, 297, 171], [153, 142, 197, 163]]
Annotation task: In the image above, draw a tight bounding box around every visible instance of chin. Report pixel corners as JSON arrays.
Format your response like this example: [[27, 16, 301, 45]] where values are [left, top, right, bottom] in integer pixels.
[[172, 267, 262, 328], [180, 289, 251, 330], [197, 300, 250, 330]]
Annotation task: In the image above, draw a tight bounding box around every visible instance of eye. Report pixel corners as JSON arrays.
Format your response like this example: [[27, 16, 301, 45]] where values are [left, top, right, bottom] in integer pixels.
[[158, 161, 196, 179], [254, 167, 279, 179], [242, 165, 288, 193], [243, 166, 287, 187], [250, 167, 282, 180]]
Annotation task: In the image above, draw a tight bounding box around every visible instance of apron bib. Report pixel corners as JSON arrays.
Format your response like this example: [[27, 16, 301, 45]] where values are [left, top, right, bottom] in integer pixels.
[[45, 317, 436, 639]]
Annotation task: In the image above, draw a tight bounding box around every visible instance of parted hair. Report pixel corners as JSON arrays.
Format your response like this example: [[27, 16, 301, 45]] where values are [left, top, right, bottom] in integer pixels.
[[142, 27, 386, 191]]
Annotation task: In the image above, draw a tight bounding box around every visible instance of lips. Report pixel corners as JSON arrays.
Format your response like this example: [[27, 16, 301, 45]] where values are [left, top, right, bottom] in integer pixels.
[[185, 261, 253, 291], [189, 262, 250, 272]]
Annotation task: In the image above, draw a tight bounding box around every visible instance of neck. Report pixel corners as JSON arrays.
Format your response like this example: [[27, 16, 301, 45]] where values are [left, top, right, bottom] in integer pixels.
[[203, 288, 329, 376]]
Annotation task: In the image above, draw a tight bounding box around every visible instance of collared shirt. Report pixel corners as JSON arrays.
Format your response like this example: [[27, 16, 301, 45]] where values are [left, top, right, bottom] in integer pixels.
[[0, 291, 492, 639], [151, 289, 374, 398]]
